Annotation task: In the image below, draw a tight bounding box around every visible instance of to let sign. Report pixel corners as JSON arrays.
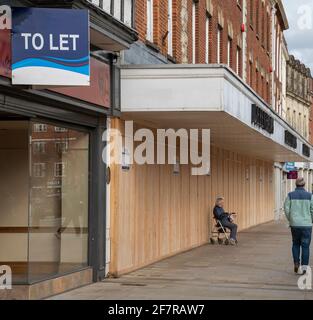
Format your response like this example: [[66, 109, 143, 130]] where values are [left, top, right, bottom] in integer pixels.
[[12, 7, 90, 86]]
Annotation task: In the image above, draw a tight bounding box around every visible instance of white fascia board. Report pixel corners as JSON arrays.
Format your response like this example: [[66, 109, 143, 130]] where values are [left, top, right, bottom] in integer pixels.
[[120, 64, 313, 161]]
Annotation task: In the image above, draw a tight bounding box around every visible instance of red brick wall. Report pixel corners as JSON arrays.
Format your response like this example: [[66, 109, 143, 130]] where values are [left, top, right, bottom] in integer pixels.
[[133, 0, 283, 105], [246, 0, 272, 105]]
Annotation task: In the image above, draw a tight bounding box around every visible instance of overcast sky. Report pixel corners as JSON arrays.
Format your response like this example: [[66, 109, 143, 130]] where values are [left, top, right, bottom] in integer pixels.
[[283, 0, 313, 71]]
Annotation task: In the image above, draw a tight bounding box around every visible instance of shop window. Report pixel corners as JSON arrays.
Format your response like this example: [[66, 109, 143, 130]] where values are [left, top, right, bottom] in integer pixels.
[[0, 121, 90, 284]]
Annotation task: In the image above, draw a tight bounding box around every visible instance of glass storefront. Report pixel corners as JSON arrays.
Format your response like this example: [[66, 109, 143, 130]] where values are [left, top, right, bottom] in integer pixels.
[[0, 120, 90, 284]]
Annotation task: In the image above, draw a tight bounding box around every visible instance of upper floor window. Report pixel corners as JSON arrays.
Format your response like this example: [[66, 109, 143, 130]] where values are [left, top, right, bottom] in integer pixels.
[[33, 142, 46, 154], [217, 25, 223, 64], [168, 0, 173, 56], [236, 46, 241, 76], [89, 0, 134, 28], [256, 0, 260, 36], [55, 127, 68, 133], [146, 0, 154, 42], [205, 16, 211, 64], [250, 0, 254, 27], [33, 163, 46, 178], [261, 3, 265, 45], [227, 37, 232, 67], [192, 1, 197, 64], [33, 124, 47, 133]]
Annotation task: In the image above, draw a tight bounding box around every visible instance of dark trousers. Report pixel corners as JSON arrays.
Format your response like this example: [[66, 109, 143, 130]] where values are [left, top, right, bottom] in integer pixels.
[[291, 227, 312, 266], [221, 219, 238, 240]]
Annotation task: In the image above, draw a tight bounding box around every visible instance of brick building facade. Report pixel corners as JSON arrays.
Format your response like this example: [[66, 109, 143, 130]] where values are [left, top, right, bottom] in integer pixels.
[[128, 0, 288, 108], [110, 0, 312, 276]]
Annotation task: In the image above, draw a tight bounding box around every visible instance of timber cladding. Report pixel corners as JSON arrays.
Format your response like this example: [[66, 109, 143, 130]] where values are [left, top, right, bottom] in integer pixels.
[[109, 119, 275, 276]]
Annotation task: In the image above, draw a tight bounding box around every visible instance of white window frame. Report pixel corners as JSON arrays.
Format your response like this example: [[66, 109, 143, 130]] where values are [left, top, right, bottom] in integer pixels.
[[217, 26, 222, 64], [192, 2, 196, 64], [236, 47, 240, 75], [54, 162, 66, 178], [33, 124, 47, 133], [205, 16, 210, 64], [167, 0, 173, 56], [33, 163, 46, 178], [33, 141, 46, 154], [55, 141, 69, 153], [54, 126, 68, 133], [227, 37, 232, 67], [146, 0, 154, 42]]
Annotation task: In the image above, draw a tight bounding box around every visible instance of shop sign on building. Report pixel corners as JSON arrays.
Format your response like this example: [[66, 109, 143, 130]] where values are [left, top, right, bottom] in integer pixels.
[[12, 7, 90, 86]]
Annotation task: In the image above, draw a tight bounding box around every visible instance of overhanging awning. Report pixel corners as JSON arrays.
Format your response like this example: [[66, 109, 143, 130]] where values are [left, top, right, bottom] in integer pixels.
[[120, 64, 313, 162]]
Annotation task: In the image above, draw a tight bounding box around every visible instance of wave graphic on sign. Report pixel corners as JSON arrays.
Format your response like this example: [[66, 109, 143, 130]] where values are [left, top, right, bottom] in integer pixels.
[[12, 56, 90, 76]]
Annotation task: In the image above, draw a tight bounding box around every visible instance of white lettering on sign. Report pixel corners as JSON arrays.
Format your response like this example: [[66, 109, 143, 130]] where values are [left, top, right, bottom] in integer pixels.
[[0, 5, 12, 30], [32, 33, 44, 50], [21, 33, 80, 51]]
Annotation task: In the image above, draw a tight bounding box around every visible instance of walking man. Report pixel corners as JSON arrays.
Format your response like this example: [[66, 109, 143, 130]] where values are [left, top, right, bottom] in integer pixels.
[[284, 177, 313, 274]]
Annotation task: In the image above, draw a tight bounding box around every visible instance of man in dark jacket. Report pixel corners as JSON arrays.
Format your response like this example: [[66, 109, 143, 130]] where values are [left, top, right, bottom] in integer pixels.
[[213, 196, 238, 245]]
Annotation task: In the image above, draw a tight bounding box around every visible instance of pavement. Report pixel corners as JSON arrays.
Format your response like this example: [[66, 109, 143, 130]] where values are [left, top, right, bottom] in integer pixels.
[[49, 220, 313, 300]]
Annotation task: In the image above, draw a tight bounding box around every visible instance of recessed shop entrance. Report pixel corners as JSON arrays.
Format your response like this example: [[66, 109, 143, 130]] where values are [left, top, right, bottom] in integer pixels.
[[0, 115, 91, 286]]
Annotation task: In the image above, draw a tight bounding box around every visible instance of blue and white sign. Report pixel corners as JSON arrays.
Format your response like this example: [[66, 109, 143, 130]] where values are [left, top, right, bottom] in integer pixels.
[[12, 8, 90, 86], [285, 162, 296, 172]]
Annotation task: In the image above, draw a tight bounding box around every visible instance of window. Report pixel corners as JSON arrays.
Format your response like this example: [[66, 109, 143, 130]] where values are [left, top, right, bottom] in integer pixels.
[[261, 3, 265, 45], [236, 46, 241, 76], [55, 126, 68, 133], [33, 124, 47, 132], [217, 26, 222, 64], [54, 162, 66, 178], [227, 37, 232, 67], [249, 61, 253, 86], [266, 12, 270, 51], [33, 141, 46, 154], [146, 0, 154, 42], [205, 16, 210, 64], [55, 141, 69, 153], [167, 0, 173, 56], [256, 0, 259, 36], [192, 1, 196, 64], [256, 69, 259, 92], [90, 0, 134, 27], [33, 163, 46, 178], [250, 0, 254, 26]]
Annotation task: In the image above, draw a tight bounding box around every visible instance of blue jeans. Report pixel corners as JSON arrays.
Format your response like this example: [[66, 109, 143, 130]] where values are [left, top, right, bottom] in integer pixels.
[[290, 227, 312, 266], [221, 219, 238, 241]]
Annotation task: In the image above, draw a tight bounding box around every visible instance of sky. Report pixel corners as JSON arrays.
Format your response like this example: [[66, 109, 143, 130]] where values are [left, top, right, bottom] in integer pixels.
[[283, 0, 313, 72]]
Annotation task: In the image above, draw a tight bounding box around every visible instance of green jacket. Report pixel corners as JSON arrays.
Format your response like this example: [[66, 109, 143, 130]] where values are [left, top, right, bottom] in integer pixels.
[[284, 187, 313, 227]]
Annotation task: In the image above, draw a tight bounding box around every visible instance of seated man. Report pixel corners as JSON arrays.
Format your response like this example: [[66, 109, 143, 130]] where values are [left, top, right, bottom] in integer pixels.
[[213, 196, 238, 245]]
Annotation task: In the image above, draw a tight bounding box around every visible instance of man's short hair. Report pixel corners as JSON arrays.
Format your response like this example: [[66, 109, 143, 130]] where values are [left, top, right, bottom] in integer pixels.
[[296, 177, 305, 187]]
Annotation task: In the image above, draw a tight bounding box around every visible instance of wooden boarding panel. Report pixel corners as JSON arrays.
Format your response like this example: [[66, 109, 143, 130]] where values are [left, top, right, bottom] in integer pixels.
[[110, 119, 275, 275]]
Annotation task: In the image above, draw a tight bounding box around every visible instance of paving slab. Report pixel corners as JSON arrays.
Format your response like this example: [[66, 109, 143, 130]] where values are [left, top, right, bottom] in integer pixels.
[[49, 221, 313, 300]]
